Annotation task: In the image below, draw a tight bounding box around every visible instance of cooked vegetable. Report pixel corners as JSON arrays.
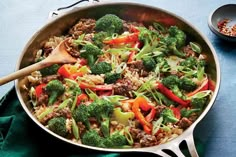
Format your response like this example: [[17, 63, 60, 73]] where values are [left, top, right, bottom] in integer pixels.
[[179, 77, 197, 92], [93, 31, 109, 48], [90, 62, 112, 75], [88, 99, 114, 137], [82, 130, 103, 147], [104, 72, 121, 84], [160, 108, 179, 124], [45, 80, 65, 105], [95, 14, 123, 34], [80, 43, 103, 67], [162, 75, 184, 99], [142, 56, 156, 71], [135, 27, 159, 59], [72, 104, 90, 129], [40, 64, 60, 76], [48, 117, 67, 137]]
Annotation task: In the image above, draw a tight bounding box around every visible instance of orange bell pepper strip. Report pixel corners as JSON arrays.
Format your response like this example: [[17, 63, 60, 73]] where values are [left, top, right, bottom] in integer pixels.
[[156, 82, 190, 107], [35, 84, 46, 98], [103, 32, 139, 45], [132, 97, 153, 134], [187, 77, 209, 97], [76, 93, 88, 106]]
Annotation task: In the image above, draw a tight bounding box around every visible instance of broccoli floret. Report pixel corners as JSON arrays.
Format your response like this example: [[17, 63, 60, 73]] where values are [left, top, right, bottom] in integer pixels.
[[72, 104, 90, 129], [142, 56, 156, 71], [88, 98, 114, 137], [48, 117, 67, 137], [164, 26, 186, 57], [165, 37, 186, 57], [198, 59, 207, 67], [93, 31, 109, 48], [181, 108, 201, 118], [168, 26, 186, 48], [95, 14, 123, 34], [45, 80, 65, 105], [179, 77, 197, 92], [160, 108, 179, 124], [102, 132, 127, 148], [191, 97, 208, 110], [162, 75, 184, 99], [155, 57, 170, 73], [80, 43, 103, 67], [36, 57, 60, 76], [40, 64, 60, 76], [104, 72, 121, 84], [179, 56, 198, 69], [90, 62, 112, 75], [82, 130, 103, 147], [135, 27, 159, 59]]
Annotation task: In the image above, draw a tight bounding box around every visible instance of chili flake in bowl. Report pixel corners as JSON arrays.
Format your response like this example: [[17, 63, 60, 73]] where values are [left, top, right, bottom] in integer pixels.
[[208, 4, 236, 42]]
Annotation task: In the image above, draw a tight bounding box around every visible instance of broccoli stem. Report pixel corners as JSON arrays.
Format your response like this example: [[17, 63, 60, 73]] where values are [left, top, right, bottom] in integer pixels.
[[48, 92, 58, 105], [87, 55, 95, 67], [101, 118, 110, 137]]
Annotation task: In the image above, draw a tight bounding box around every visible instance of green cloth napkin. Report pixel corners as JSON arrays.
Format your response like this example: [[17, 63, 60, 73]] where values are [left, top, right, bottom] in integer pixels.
[[0, 87, 204, 157]]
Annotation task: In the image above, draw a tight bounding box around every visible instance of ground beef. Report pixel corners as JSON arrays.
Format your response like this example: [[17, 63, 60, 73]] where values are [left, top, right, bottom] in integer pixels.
[[37, 93, 48, 106], [113, 79, 134, 97], [69, 18, 96, 39], [42, 74, 61, 83], [178, 117, 193, 129], [123, 21, 144, 32], [127, 60, 149, 77], [130, 128, 158, 147]]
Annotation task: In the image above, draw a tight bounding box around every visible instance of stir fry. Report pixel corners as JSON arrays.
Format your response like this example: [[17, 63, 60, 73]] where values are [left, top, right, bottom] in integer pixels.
[[26, 14, 215, 148]]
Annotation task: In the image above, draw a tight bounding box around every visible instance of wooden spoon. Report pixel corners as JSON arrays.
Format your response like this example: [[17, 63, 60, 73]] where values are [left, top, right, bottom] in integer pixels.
[[0, 38, 77, 85]]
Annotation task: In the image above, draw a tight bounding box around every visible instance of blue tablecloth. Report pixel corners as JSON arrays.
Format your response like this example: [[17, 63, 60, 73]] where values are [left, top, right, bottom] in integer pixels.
[[0, 0, 236, 156]]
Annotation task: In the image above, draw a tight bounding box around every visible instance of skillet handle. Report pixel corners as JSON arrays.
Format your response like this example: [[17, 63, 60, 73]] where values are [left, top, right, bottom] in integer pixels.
[[150, 126, 199, 157], [48, 0, 99, 18]]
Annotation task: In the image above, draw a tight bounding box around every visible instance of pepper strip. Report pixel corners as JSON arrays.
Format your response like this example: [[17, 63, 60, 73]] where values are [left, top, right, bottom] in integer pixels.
[[103, 32, 139, 45], [132, 97, 152, 134], [187, 77, 209, 97], [156, 83, 190, 107]]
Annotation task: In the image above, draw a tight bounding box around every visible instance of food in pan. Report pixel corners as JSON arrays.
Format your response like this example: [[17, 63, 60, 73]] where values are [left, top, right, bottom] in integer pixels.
[[26, 14, 215, 148]]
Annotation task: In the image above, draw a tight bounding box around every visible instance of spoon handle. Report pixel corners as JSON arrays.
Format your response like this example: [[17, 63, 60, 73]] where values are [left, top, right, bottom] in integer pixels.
[[0, 61, 50, 86]]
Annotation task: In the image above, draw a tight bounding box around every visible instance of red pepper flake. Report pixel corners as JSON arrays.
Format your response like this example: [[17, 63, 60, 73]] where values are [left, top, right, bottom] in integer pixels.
[[217, 18, 236, 37]]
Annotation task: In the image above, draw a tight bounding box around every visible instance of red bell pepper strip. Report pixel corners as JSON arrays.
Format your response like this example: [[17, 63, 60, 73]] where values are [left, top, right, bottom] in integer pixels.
[[187, 77, 209, 97], [170, 107, 181, 120], [35, 84, 46, 98], [127, 41, 142, 63], [129, 25, 140, 33], [58, 64, 72, 78], [103, 32, 139, 45], [208, 79, 215, 92], [156, 83, 190, 107], [145, 108, 157, 122], [76, 93, 88, 105]]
